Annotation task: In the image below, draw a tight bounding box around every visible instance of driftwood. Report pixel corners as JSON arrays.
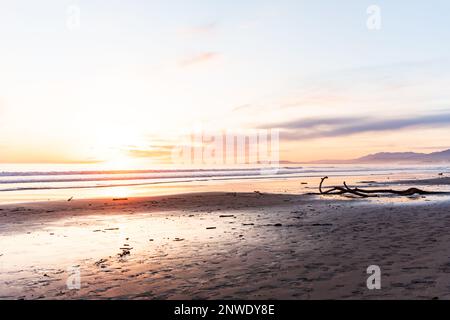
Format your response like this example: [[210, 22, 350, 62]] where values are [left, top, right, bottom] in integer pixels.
[[318, 176, 442, 198]]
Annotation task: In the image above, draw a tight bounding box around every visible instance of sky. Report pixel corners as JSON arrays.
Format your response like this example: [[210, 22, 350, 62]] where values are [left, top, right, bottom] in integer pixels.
[[1, 0, 450, 166]]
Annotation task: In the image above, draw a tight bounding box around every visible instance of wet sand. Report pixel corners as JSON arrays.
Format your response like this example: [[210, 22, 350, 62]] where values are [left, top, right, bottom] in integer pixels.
[[1, 177, 450, 299]]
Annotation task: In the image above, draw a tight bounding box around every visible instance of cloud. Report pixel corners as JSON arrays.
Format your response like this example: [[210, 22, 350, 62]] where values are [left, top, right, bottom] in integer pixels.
[[260, 116, 367, 130], [127, 145, 174, 159], [231, 104, 253, 113], [261, 113, 450, 141], [179, 52, 220, 67], [178, 22, 217, 36]]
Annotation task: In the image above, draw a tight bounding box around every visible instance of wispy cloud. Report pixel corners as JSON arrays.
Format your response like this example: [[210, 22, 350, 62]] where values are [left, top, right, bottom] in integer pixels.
[[127, 145, 174, 160], [179, 52, 220, 67], [260, 116, 367, 130], [262, 113, 450, 141], [178, 22, 217, 36], [231, 104, 253, 113]]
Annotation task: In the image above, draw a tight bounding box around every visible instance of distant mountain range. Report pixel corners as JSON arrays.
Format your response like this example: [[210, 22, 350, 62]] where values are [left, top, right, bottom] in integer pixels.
[[311, 149, 450, 164]]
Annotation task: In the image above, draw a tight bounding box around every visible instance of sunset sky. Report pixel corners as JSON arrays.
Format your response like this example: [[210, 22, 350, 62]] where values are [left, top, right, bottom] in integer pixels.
[[1, 0, 450, 165]]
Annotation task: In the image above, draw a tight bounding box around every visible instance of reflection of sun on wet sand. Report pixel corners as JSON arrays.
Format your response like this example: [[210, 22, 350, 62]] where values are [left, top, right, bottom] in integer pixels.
[[1, 176, 450, 300]]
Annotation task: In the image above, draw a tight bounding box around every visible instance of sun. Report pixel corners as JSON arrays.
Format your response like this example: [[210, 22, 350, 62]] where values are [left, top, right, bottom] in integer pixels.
[[89, 125, 149, 169], [102, 154, 139, 170]]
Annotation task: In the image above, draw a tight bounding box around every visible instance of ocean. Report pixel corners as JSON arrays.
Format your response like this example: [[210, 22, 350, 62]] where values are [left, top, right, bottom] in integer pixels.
[[1, 163, 448, 204]]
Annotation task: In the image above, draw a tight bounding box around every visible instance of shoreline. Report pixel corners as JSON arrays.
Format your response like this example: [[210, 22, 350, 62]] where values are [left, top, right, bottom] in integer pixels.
[[1, 184, 450, 299], [1, 164, 447, 205]]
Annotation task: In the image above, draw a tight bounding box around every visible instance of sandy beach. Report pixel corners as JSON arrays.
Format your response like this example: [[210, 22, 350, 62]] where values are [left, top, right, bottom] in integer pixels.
[[3, 0, 450, 307], [1, 175, 450, 300]]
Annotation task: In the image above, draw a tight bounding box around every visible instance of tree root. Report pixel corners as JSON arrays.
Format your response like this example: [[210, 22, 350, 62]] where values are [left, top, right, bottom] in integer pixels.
[[318, 176, 444, 198]]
